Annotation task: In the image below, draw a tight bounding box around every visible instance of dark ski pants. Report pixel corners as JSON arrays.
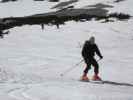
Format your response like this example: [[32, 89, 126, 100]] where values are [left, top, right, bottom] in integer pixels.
[[84, 58, 99, 75]]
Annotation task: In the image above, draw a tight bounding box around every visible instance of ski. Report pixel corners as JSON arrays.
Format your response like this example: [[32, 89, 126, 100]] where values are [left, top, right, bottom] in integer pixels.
[[79, 79, 104, 84]]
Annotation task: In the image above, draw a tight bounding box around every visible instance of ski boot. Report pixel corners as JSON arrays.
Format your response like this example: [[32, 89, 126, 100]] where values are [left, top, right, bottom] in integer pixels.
[[81, 73, 89, 81], [92, 75, 102, 81]]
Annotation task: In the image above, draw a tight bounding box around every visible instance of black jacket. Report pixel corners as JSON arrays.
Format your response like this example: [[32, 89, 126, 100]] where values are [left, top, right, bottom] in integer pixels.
[[82, 41, 102, 59]]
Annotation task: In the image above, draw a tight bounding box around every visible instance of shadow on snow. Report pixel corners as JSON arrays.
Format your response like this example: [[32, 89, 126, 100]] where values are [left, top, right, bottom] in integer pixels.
[[81, 80, 133, 87], [101, 80, 133, 87]]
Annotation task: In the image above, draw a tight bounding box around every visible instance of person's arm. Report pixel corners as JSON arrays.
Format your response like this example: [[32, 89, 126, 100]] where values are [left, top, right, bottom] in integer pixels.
[[95, 44, 103, 59], [82, 41, 89, 58]]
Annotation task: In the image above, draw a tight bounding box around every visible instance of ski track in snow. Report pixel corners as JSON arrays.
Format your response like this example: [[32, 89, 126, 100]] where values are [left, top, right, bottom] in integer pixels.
[[7, 80, 133, 100]]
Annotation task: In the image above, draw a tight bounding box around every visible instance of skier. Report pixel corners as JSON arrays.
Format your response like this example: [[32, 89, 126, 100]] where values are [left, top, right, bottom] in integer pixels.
[[81, 36, 103, 81]]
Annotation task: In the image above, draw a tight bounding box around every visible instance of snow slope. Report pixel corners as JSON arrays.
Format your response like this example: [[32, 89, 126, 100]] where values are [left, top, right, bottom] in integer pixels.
[[0, 0, 133, 100], [0, 0, 57, 18]]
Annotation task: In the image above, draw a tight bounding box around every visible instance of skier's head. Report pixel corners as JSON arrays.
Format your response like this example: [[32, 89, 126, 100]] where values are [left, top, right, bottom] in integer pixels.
[[89, 36, 95, 44]]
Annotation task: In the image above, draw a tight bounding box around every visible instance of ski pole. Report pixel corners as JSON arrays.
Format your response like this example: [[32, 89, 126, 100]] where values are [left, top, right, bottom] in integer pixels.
[[60, 58, 102, 77], [60, 59, 84, 77]]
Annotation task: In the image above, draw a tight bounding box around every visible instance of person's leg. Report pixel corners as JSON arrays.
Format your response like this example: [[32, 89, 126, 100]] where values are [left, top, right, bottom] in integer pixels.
[[84, 63, 91, 75], [91, 58, 101, 80], [91, 58, 99, 75], [81, 59, 91, 80]]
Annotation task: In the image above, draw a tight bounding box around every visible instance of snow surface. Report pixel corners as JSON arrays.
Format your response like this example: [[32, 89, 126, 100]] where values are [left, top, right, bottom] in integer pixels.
[[0, 0, 57, 18], [0, 0, 133, 100]]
